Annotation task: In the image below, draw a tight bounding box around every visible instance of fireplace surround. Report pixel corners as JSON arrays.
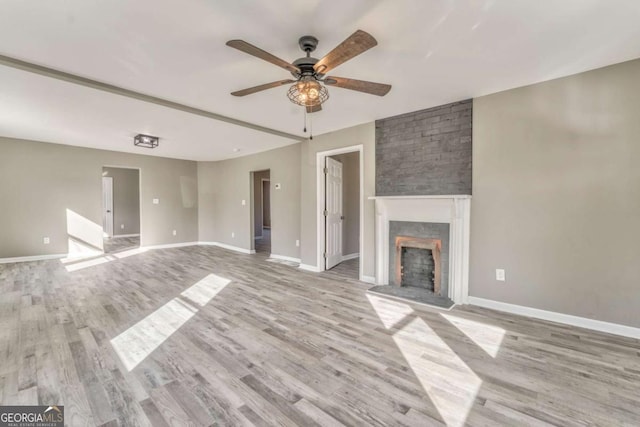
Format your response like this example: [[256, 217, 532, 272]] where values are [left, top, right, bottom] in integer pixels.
[[370, 195, 471, 304]]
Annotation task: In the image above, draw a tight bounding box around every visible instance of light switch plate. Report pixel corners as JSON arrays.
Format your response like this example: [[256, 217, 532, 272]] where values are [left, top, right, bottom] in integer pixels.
[[153, 198, 159, 204], [496, 269, 506, 281], [43, 237, 50, 244], [172, 230, 177, 236], [241, 199, 246, 206]]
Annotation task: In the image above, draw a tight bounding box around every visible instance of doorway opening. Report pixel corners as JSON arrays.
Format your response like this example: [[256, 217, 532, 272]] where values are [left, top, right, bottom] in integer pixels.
[[102, 166, 141, 253], [251, 169, 271, 254], [317, 146, 363, 280]]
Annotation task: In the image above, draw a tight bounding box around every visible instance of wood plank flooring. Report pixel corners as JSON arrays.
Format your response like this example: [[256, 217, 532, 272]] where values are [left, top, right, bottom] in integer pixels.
[[1, 245, 639, 426]]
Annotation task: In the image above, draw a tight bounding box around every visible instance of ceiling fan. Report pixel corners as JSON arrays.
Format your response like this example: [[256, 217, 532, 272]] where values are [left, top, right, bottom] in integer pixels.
[[226, 30, 391, 114]]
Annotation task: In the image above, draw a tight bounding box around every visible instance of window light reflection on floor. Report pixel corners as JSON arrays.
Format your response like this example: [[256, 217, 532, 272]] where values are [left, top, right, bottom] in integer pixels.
[[441, 313, 505, 358], [111, 274, 231, 371], [367, 294, 483, 427]]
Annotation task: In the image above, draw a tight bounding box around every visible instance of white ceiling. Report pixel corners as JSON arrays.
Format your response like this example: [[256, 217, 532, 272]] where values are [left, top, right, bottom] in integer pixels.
[[1, 0, 639, 161]]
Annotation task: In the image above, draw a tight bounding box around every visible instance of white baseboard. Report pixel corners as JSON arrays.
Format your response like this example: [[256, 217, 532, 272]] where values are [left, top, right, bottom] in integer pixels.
[[112, 233, 140, 239], [342, 252, 360, 262], [361, 275, 376, 284], [299, 263, 321, 273], [143, 242, 198, 250], [0, 253, 67, 264], [269, 254, 301, 264], [468, 296, 640, 339], [2, 240, 254, 264], [198, 241, 255, 255]]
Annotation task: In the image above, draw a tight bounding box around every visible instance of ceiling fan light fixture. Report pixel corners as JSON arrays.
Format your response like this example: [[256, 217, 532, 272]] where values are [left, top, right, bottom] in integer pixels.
[[287, 78, 329, 107]]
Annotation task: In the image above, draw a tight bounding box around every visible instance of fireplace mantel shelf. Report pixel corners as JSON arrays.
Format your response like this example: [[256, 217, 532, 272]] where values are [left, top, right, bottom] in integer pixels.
[[369, 195, 471, 200]]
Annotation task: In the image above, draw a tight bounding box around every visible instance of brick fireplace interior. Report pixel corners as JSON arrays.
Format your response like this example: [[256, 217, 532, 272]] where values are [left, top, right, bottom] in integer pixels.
[[395, 236, 442, 295]]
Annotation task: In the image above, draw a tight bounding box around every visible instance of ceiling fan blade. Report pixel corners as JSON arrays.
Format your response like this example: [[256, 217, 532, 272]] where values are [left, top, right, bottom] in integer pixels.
[[324, 76, 391, 96], [314, 30, 377, 76], [226, 40, 300, 74], [306, 104, 322, 113], [231, 79, 296, 97]]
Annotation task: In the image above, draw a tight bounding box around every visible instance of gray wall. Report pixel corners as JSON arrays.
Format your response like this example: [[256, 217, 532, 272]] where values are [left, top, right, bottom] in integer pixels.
[[0, 137, 198, 258], [331, 152, 360, 256], [300, 122, 375, 277], [252, 170, 270, 238], [198, 143, 300, 258], [471, 58, 640, 328], [376, 100, 472, 196], [103, 167, 140, 236]]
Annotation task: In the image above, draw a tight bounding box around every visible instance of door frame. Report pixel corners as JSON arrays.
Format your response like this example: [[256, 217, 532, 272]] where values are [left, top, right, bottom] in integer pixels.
[[102, 165, 142, 243], [249, 169, 270, 251], [315, 144, 364, 280]]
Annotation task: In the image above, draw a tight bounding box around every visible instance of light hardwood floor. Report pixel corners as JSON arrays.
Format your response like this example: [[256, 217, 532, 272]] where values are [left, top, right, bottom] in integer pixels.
[[1, 245, 639, 426]]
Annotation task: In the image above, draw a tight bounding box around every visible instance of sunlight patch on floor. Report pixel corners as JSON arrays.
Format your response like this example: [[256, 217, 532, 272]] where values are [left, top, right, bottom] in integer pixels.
[[112, 247, 149, 259], [64, 255, 115, 272], [62, 246, 148, 271], [368, 294, 482, 427], [365, 294, 414, 329], [181, 273, 231, 306], [111, 274, 231, 371], [441, 313, 505, 358]]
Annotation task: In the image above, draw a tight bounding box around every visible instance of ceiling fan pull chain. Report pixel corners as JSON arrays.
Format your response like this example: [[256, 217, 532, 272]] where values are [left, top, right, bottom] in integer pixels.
[[310, 113, 313, 140], [303, 107, 307, 133]]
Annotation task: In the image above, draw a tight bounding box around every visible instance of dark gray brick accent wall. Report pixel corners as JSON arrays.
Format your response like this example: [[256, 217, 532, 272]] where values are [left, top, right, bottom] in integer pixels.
[[376, 99, 472, 196]]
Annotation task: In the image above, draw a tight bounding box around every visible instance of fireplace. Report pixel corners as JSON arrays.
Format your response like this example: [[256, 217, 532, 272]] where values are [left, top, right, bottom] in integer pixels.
[[395, 236, 442, 294]]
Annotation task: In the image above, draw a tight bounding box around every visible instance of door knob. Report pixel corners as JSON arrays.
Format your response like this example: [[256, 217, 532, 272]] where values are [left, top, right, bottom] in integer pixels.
[[340, 215, 345, 220], [107, 210, 111, 213]]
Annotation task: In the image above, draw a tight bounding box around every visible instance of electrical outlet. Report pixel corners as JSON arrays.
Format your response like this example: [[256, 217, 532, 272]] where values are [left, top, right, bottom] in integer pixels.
[[295, 239, 300, 247], [153, 198, 159, 204], [231, 232, 235, 238], [172, 230, 177, 236], [496, 269, 506, 281], [43, 237, 50, 245], [121, 224, 125, 229], [241, 199, 246, 206]]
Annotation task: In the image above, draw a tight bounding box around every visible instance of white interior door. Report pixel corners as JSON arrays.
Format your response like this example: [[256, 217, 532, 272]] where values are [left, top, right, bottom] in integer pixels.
[[102, 176, 113, 238], [325, 157, 343, 270]]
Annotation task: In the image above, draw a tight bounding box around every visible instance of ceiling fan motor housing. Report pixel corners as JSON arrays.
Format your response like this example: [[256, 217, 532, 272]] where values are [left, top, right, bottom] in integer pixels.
[[291, 56, 319, 78]]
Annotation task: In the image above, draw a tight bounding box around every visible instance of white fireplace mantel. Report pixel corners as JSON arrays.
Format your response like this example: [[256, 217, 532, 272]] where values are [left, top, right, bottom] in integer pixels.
[[369, 195, 471, 304]]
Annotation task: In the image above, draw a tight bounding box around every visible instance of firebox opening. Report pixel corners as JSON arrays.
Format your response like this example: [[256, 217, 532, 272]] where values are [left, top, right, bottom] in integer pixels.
[[394, 235, 442, 296], [401, 247, 435, 291]]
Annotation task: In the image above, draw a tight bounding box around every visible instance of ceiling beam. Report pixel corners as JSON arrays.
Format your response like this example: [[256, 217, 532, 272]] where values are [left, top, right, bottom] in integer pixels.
[[0, 53, 304, 142]]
